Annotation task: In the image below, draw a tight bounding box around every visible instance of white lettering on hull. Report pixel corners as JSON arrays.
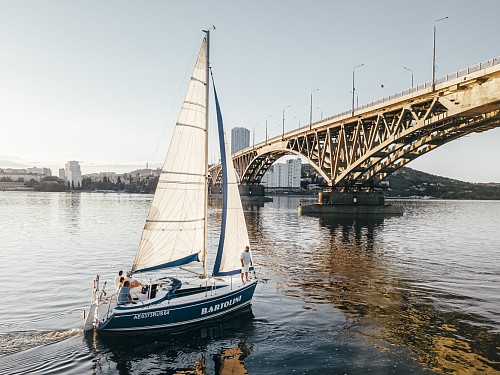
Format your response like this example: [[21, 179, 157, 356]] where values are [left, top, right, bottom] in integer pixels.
[[133, 310, 170, 320], [201, 295, 242, 315]]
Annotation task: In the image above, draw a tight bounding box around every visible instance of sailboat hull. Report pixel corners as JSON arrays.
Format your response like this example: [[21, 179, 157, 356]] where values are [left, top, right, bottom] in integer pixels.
[[96, 280, 257, 331]]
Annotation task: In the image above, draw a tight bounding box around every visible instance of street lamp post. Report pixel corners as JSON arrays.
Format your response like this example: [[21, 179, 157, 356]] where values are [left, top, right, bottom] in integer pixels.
[[349, 91, 359, 107], [432, 16, 449, 91], [282, 105, 290, 139], [316, 106, 323, 120], [294, 116, 301, 129], [309, 89, 319, 129], [404, 66, 414, 87], [253, 124, 258, 148], [265, 115, 272, 144], [352, 64, 364, 116]]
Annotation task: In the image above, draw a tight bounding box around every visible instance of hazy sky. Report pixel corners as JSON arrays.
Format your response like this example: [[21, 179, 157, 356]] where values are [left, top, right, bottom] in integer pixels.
[[1, 1, 499, 182]]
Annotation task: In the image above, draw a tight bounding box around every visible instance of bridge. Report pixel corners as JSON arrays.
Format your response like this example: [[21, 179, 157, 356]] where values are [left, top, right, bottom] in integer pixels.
[[209, 57, 500, 189]]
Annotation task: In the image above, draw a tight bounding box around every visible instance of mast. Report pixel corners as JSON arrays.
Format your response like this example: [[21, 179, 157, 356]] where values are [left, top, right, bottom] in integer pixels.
[[202, 28, 211, 278]]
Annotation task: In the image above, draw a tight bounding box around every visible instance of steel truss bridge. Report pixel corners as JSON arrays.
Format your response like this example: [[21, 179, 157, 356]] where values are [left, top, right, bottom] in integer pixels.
[[209, 57, 500, 189]]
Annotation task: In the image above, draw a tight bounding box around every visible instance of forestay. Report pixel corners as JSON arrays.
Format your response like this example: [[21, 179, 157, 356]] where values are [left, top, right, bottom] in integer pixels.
[[132, 39, 208, 273], [212, 84, 251, 276]]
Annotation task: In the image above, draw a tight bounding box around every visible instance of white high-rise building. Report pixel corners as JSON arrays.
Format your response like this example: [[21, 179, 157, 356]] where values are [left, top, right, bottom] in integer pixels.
[[261, 158, 302, 188], [287, 159, 302, 188], [231, 127, 250, 154], [65, 161, 82, 187]]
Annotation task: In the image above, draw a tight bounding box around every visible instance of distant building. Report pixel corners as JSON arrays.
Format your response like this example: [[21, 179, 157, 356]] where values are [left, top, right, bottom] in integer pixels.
[[261, 158, 302, 188], [0, 167, 52, 182], [59, 168, 66, 180], [287, 159, 301, 188], [127, 168, 161, 179], [82, 171, 119, 183], [231, 127, 250, 154], [27, 167, 52, 176], [65, 161, 82, 187]]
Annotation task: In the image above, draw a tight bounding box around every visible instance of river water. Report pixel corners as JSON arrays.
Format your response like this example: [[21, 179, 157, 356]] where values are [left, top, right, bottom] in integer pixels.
[[0, 191, 498, 374]]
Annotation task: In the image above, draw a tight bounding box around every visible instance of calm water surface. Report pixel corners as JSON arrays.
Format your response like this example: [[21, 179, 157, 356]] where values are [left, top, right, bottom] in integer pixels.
[[0, 192, 499, 374]]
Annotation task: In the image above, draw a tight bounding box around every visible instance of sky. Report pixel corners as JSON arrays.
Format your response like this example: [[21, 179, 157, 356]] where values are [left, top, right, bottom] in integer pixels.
[[0, 0, 499, 182]]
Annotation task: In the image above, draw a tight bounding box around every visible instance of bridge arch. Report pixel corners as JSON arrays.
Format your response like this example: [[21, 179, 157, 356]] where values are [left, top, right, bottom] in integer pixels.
[[208, 144, 330, 186], [209, 57, 500, 189], [239, 147, 329, 185]]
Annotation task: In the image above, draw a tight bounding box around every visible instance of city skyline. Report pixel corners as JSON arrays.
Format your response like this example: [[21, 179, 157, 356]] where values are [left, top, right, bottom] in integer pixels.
[[1, 1, 499, 181]]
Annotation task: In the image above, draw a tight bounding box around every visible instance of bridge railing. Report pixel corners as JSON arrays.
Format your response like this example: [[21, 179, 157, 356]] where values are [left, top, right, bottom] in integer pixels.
[[250, 56, 500, 150], [305, 56, 500, 130]]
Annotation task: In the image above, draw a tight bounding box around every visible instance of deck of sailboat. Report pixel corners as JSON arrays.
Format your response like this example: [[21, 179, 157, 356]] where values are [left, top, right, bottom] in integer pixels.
[[104, 277, 256, 312]]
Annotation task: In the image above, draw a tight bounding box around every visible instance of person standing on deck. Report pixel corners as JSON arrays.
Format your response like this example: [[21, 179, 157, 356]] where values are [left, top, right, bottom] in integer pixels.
[[240, 245, 253, 284], [114, 270, 123, 291]]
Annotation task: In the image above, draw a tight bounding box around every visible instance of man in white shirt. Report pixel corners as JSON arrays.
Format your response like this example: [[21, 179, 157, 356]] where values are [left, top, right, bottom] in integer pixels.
[[240, 245, 253, 284], [114, 270, 123, 291]]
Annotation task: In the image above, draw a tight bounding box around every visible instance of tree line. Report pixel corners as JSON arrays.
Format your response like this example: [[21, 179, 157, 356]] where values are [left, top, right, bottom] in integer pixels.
[[0, 175, 159, 193]]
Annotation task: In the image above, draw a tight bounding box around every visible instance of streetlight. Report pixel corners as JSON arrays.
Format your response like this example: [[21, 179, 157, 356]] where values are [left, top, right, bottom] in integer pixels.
[[265, 115, 272, 144], [352, 64, 364, 116], [253, 124, 258, 148], [309, 89, 319, 129], [432, 16, 449, 91], [350, 91, 359, 107], [315, 106, 323, 120], [282, 105, 290, 139], [294, 116, 301, 129], [404, 66, 414, 87]]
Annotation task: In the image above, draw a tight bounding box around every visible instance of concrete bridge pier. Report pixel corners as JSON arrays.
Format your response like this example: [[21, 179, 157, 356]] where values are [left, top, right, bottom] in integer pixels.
[[210, 184, 272, 202], [210, 184, 265, 196], [239, 184, 265, 196], [299, 190, 403, 216]]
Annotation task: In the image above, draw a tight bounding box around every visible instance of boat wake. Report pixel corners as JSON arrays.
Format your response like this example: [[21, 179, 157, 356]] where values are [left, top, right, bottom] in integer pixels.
[[0, 329, 82, 356]]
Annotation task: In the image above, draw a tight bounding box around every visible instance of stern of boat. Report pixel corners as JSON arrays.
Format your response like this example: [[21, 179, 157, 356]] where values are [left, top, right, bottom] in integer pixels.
[[83, 275, 101, 331]]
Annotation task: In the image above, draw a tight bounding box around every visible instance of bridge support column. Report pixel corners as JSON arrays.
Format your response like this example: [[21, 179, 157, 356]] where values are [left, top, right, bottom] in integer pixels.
[[299, 190, 403, 216], [239, 184, 265, 196], [210, 184, 270, 198]]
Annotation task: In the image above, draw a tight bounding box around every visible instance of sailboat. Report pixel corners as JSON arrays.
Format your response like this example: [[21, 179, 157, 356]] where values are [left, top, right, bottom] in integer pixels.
[[84, 29, 257, 332]]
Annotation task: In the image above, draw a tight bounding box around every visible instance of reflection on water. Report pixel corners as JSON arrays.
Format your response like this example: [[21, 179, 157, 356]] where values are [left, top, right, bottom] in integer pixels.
[[85, 307, 254, 374], [0, 193, 499, 374], [273, 211, 500, 374]]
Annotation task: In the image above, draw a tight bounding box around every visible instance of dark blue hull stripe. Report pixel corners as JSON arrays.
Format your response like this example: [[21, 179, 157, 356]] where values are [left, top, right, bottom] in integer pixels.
[[103, 301, 252, 331]]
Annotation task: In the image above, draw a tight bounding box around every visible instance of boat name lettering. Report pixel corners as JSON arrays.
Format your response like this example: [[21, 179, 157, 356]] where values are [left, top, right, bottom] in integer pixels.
[[133, 310, 170, 320], [201, 295, 242, 315]]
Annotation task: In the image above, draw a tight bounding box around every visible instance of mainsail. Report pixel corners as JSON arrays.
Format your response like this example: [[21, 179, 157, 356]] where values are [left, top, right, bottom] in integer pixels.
[[132, 38, 208, 273], [212, 83, 251, 276]]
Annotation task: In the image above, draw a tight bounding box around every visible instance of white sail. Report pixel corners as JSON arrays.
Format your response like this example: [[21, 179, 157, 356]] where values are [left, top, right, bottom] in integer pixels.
[[212, 86, 251, 276], [132, 39, 208, 273]]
